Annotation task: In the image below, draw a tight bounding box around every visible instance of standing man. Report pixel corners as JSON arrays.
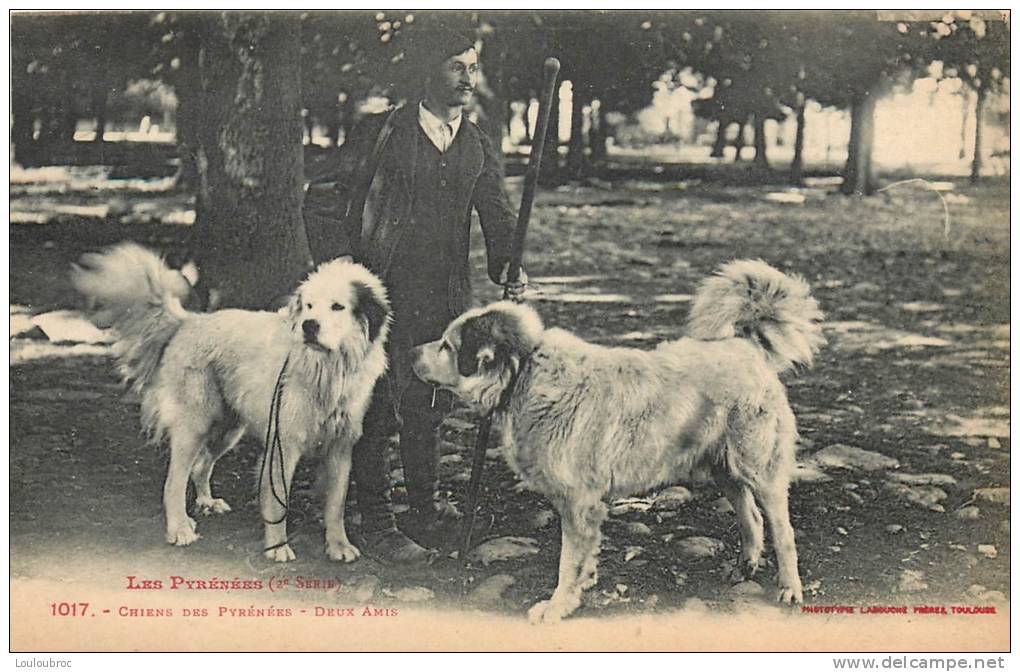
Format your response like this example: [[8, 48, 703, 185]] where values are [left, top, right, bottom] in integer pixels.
[[304, 27, 525, 564]]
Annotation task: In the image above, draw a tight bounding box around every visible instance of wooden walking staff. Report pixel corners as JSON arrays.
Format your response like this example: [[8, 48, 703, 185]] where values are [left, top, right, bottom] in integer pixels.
[[460, 57, 561, 560]]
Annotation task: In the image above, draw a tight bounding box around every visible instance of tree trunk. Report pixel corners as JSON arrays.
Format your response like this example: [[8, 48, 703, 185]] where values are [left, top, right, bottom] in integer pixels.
[[970, 82, 987, 184], [588, 102, 608, 166], [538, 81, 561, 188], [326, 121, 341, 148], [566, 80, 587, 179], [339, 94, 356, 146], [790, 103, 806, 184], [303, 113, 314, 146], [710, 120, 727, 158], [173, 14, 202, 192], [505, 98, 514, 140], [37, 108, 57, 148], [959, 88, 969, 160], [752, 114, 769, 169], [521, 98, 533, 144], [190, 12, 312, 310], [733, 121, 747, 162], [478, 31, 508, 168], [39, 96, 76, 148], [841, 87, 877, 195], [62, 106, 78, 144], [92, 90, 108, 143], [91, 49, 110, 144], [11, 93, 36, 165]]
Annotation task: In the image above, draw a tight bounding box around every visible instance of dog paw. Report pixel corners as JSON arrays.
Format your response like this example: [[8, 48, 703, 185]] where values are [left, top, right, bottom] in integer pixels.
[[527, 599, 571, 625], [166, 518, 200, 546], [264, 544, 297, 563], [326, 540, 361, 563], [776, 584, 804, 604], [197, 497, 232, 515], [729, 557, 762, 583]]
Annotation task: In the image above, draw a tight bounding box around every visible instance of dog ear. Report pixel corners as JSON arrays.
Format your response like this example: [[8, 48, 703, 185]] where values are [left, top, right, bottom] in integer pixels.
[[179, 260, 199, 287], [457, 317, 489, 377], [476, 346, 496, 370], [286, 293, 302, 323], [352, 281, 391, 343], [456, 313, 527, 377]]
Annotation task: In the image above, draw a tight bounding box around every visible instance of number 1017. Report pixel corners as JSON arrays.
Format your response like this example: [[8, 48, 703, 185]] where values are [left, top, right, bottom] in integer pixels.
[[50, 602, 89, 616]]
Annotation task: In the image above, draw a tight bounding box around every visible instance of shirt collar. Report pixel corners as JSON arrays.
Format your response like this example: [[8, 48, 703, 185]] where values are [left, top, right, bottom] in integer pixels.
[[418, 101, 462, 137]]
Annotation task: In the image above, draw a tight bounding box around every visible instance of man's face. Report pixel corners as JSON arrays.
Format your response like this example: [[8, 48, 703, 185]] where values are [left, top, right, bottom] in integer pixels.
[[427, 47, 479, 108]]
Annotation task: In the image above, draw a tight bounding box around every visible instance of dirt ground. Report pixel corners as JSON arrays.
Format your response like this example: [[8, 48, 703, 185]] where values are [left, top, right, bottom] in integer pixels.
[[9, 167, 1010, 647]]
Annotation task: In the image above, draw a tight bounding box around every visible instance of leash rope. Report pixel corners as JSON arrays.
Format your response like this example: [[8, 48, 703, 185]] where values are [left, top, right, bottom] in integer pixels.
[[257, 353, 293, 545]]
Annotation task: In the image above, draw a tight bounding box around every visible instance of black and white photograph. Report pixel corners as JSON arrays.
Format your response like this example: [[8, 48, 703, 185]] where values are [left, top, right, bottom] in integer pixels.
[[8, 9, 1011, 655]]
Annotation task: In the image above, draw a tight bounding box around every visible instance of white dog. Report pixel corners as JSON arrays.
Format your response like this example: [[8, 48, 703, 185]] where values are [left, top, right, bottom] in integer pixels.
[[72, 243, 390, 562], [411, 260, 824, 623]]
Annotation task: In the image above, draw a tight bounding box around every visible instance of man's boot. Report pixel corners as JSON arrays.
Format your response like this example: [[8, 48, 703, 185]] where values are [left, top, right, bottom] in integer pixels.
[[353, 405, 436, 565], [399, 385, 491, 545]]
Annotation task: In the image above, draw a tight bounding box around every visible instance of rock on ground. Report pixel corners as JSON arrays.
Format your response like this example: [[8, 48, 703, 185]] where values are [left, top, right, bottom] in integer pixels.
[[898, 570, 928, 593], [793, 463, 833, 483], [386, 586, 435, 602], [339, 575, 380, 602], [973, 487, 1010, 505], [977, 544, 998, 559], [884, 482, 948, 511], [652, 486, 693, 510], [683, 597, 708, 613], [30, 310, 116, 344], [624, 546, 644, 562], [955, 506, 981, 520], [675, 536, 725, 559], [622, 521, 652, 537], [468, 536, 540, 566], [727, 580, 764, 596], [609, 498, 653, 516], [968, 585, 1007, 603], [808, 444, 900, 471], [712, 497, 735, 514], [530, 510, 556, 530], [887, 472, 958, 487], [468, 574, 515, 605]]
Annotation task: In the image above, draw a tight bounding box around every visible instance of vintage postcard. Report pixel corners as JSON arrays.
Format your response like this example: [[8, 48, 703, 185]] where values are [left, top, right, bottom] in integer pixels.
[[9, 9, 1010, 653]]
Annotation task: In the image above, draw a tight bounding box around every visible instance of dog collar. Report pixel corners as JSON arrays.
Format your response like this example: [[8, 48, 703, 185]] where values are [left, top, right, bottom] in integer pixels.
[[494, 348, 538, 413]]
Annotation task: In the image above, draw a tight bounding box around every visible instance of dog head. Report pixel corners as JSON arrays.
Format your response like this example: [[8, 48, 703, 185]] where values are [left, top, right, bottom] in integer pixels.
[[288, 258, 391, 356], [411, 301, 543, 412]]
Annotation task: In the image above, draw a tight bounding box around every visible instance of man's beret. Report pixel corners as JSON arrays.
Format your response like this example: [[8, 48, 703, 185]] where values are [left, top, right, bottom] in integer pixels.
[[404, 24, 476, 70]]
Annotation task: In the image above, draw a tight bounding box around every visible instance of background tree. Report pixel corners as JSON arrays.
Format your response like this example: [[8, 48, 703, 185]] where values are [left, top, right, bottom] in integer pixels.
[[12, 10, 1007, 220], [300, 11, 396, 147], [924, 12, 1010, 182], [149, 12, 203, 189], [577, 13, 669, 175], [798, 13, 919, 195], [481, 11, 667, 183], [11, 12, 153, 162], [184, 12, 312, 309], [753, 13, 820, 181], [677, 12, 790, 169]]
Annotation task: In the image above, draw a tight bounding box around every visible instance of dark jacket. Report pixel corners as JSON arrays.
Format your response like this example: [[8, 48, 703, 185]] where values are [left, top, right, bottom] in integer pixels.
[[303, 103, 517, 400], [303, 104, 516, 314]]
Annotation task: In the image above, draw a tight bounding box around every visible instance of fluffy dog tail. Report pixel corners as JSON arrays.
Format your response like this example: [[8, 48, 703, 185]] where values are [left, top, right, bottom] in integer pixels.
[[687, 259, 824, 373], [71, 243, 191, 394]]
